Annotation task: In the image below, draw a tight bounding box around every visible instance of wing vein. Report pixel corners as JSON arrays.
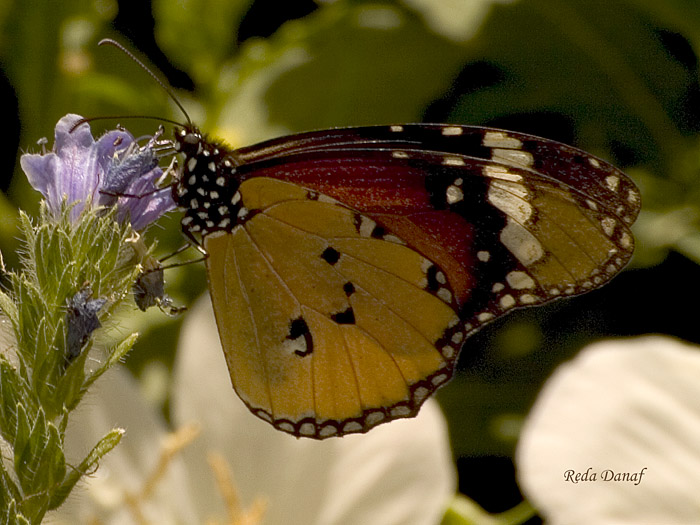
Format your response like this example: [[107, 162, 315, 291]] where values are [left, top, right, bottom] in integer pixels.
[[235, 229, 281, 419]]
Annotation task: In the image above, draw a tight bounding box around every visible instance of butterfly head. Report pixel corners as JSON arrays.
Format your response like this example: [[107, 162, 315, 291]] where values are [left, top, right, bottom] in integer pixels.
[[173, 125, 205, 158]]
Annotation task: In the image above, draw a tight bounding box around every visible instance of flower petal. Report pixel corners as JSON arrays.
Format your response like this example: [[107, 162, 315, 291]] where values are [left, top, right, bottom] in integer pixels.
[[48, 115, 103, 219], [102, 131, 175, 229], [21, 115, 86, 217], [21, 114, 117, 219], [516, 336, 700, 524], [171, 295, 456, 525], [21, 114, 174, 228], [118, 182, 175, 231]]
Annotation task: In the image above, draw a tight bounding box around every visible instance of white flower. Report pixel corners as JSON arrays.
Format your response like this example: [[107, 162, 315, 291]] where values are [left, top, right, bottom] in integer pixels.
[[51, 295, 456, 524], [516, 336, 700, 525]]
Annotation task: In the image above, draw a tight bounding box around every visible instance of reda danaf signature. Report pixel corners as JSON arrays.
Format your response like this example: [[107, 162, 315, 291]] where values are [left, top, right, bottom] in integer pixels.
[[564, 467, 647, 485]]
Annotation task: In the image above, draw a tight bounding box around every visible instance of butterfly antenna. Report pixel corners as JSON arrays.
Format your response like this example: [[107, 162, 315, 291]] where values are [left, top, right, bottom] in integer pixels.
[[98, 38, 192, 127], [69, 114, 184, 133]]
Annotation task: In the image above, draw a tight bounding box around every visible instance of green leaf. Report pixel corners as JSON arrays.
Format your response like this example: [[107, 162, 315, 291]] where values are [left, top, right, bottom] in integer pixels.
[[57, 331, 138, 414], [0, 459, 20, 517], [13, 276, 44, 370], [214, 3, 466, 144], [27, 317, 63, 415], [53, 338, 90, 413], [15, 492, 49, 525], [153, 0, 253, 84], [0, 289, 18, 324], [49, 428, 124, 509], [13, 406, 66, 499], [34, 220, 72, 298], [402, 0, 499, 42], [2, 499, 31, 525], [442, 495, 536, 525], [0, 357, 31, 444], [15, 407, 49, 494], [444, 0, 690, 173], [14, 405, 39, 492], [79, 333, 139, 399], [12, 403, 30, 458]]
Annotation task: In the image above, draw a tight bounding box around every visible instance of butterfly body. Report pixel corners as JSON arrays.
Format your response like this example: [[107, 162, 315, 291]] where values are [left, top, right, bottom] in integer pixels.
[[171, 123, 639, 439]]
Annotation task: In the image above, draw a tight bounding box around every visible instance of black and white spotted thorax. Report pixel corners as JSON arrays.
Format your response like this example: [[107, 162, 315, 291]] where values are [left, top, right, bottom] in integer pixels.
[[172, 126, 245, 238]]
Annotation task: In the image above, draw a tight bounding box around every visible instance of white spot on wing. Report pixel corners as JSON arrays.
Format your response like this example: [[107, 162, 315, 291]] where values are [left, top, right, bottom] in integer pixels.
[[483, 165, 523, 182], [519, 294, 538, 304], [282, 336, 307, 356], [358, 216, 376, 237], [628, 189, 639, 204], [620, 232, 633, 249], [506, 271, 536, 289], [383, 234, 404, 244], [488, 181, 533, 223], [442, 126, 463, 136], [500, 219, 545, 266], [478, 312, 495, 322], [492, 148, 534, 168], [482, 131, 523, 149], [442, 156, 466, 166], [500, 294, 516, 309], [437, 288, 452, 303], [446, 185, 464, 204], [601, 217, 616, 236], [605, 175, 620, 192], [318, 194, 336, 204]]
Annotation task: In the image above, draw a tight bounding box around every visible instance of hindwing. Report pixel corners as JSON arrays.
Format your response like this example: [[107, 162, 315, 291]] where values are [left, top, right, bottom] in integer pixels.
[[205, 177, 460, 438]]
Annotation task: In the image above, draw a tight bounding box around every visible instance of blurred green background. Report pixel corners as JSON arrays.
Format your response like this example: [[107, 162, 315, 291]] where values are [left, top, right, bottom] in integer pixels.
[[2, 0, 700, 520]]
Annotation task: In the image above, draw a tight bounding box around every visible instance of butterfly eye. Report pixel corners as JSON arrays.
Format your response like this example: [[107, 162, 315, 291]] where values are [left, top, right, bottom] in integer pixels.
[[183, 133, 199, 145]]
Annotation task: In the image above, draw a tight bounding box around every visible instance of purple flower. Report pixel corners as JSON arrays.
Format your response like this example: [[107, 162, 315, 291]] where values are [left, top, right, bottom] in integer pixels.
[[20, 114, 175, 230]]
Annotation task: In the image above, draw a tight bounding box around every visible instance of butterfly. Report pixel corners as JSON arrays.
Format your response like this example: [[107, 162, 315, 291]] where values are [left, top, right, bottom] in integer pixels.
[[170, 122, 640, 439], [97, 39, 640, 439]]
